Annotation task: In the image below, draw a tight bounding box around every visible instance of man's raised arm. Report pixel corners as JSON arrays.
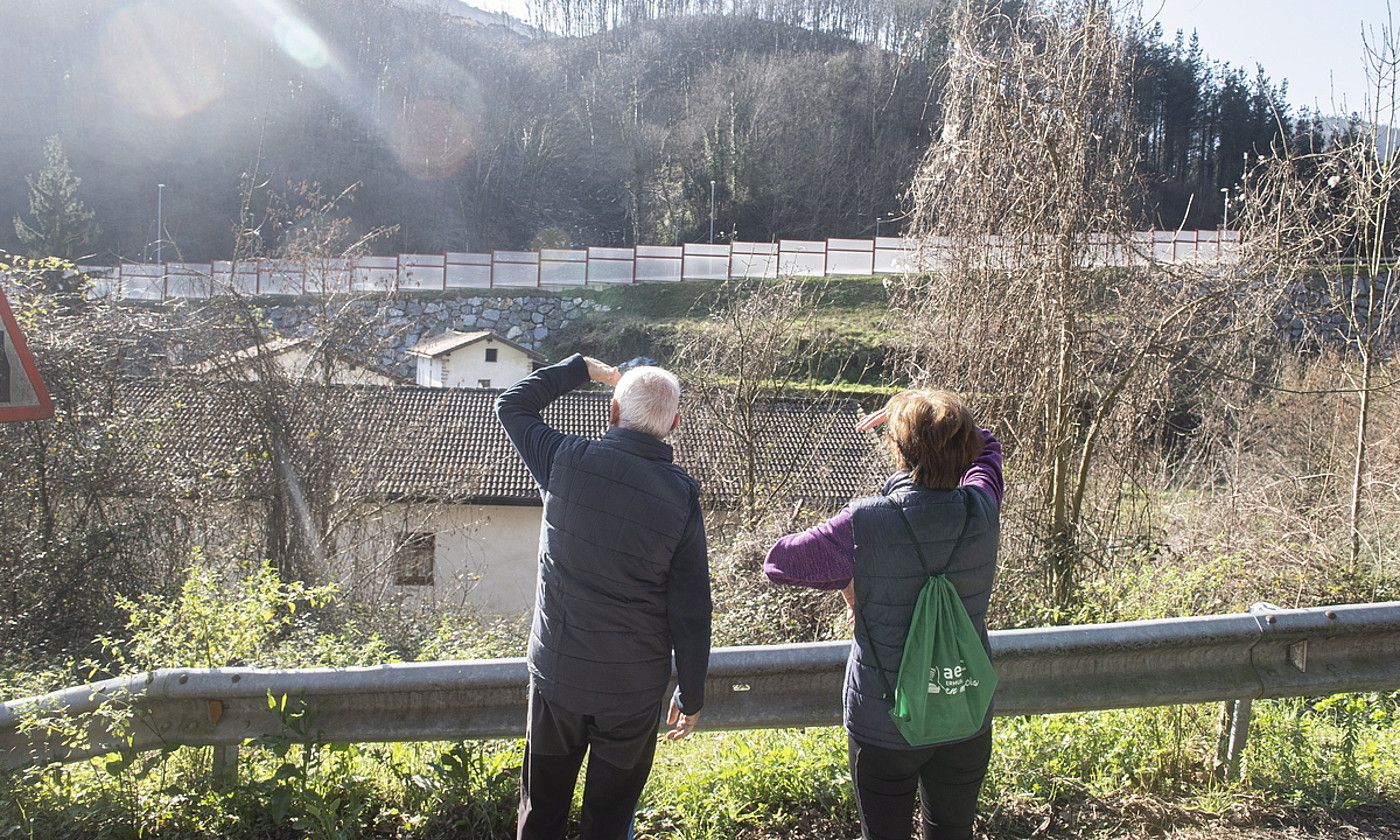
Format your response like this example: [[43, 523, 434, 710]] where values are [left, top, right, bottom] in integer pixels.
[[495, 354, 618, 489]]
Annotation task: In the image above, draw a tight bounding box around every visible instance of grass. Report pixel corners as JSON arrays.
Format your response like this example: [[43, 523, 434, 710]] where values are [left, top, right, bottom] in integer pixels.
[[4, 703, 1396, 839], [572, 275, 891, 321], [541, 276, 898, 390], [3, 562, 1398, 839]]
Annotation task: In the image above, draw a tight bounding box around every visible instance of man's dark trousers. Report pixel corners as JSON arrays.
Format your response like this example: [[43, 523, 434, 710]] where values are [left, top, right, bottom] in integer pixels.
[[517, 685, 659, 840]]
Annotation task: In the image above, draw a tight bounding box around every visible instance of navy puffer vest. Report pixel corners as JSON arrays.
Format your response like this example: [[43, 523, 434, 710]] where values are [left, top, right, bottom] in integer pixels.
[[845, 474, 1000, 749], [529, 427, 699, 714]]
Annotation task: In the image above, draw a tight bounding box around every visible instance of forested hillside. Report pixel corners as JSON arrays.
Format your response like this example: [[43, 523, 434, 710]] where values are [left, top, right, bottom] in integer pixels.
[[1, 0, 1310, 261]]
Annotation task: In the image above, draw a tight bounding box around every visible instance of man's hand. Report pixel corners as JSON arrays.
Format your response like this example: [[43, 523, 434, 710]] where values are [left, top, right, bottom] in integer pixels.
[[666, 698, 699, 741], [856, 406, 890, 432], [584, 356, 622, 388]]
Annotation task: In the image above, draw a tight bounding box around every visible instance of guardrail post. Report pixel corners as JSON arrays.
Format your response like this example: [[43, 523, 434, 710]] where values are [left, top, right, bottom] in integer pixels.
[[1214, 698, 1253, 782], [212, 744, 239, 788]]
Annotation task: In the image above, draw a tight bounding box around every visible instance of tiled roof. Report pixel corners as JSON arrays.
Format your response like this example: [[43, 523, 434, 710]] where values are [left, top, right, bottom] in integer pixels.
[[407, 330, 544, 360], [186, 337, 411, 383], [113, 381, 889, 511], [187, 337, 304, 373]]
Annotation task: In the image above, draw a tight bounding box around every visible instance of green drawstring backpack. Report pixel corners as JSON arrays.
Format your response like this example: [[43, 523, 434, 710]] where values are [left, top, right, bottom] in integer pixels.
[[857, 494, 998, 747]]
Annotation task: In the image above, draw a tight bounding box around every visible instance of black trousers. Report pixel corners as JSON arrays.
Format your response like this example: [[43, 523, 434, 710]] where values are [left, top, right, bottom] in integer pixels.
[[517, 687, 659, 840], [847, 728, 993, 840]]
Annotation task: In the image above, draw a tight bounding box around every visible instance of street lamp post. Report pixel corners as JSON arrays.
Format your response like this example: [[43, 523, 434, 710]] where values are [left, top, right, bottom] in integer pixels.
[[156, 183, 165, 265], [876, 213, 898, 238], [709, 179, 716, 244]]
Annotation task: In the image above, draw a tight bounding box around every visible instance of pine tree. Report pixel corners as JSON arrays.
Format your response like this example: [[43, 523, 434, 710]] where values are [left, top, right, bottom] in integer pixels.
[[14, 136, 99, 260]]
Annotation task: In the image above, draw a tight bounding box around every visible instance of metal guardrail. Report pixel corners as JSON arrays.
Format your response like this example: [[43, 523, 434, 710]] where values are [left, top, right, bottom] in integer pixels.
[[3, 601, 1398, 775]]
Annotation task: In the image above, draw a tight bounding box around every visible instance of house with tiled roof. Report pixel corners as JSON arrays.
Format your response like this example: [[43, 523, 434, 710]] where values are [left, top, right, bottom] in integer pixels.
[[188, 336, 408, 386], [407, 330, 544, 390], [115, 381, 888, 614]]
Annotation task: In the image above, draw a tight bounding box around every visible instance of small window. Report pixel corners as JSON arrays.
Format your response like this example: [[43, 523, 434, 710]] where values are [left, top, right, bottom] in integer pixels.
[[485, 347, 498, 362], [394, 532, 435, 586], [478, 378, 491, 388]]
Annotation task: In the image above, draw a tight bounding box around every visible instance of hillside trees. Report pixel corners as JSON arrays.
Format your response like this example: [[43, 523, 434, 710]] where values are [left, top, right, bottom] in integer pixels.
[[1132, 25, 1295, 228], [528, 0, 945, 48], [0, 0, 1303, 259]]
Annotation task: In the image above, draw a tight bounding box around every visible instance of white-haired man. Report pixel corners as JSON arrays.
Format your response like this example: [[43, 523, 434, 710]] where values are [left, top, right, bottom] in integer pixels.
[[495, 354, 711, 840]]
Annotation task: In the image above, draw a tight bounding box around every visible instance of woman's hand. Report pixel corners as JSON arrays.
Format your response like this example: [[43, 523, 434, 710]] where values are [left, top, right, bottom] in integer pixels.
[[584, 356, 622, 387], [856, 407, 889, 432], [841, 582, 856, 625]]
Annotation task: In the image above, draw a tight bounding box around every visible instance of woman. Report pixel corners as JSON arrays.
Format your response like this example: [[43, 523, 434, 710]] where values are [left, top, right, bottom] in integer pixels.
[[764, 389, 1003, 840]]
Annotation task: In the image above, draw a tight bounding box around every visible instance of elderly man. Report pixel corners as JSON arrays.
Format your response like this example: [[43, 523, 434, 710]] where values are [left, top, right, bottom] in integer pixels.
[[495, 353, 712, 840]]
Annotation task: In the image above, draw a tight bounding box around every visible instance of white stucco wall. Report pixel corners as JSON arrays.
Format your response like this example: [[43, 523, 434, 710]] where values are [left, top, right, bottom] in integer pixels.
[[415, 357, 445, 388], [192, 499, 731, 619], [440, 340, 535, 390], [183, 501, 541, 616], [424, 503, 543, 613], [322, 502, 545, 614]]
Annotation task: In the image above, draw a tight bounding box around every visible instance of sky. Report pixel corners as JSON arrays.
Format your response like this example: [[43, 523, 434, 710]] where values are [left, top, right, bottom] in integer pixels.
[[1144, 0, 1388, 117], [460, 0, 1391, 118]]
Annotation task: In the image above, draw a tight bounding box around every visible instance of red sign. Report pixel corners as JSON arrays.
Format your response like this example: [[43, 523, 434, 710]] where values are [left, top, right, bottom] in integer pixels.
[[0, 288, 53, 422]]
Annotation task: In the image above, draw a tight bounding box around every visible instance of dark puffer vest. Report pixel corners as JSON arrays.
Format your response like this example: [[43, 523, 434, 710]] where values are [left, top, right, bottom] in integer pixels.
[[529, 427, 700, 714], [845, 475, 1000, 749]]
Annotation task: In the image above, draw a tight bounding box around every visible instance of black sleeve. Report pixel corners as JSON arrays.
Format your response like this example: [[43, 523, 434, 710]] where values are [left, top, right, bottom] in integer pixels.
[[494, 354, 590, 490], [667, 490, 712, 715]]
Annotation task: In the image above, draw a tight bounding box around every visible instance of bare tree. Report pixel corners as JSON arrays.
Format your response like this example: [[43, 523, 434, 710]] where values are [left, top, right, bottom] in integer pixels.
[[1234, 7, 1400, 577], [188, 174, 459, 598], [896, 0, 1280, 614], [0, 256, 200, 655], [669, 273, 887, 644], [670, 274, 869, 529]]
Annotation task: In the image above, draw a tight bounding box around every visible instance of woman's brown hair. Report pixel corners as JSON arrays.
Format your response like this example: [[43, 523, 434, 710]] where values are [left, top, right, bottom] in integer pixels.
[[884, 389, 981, 490]]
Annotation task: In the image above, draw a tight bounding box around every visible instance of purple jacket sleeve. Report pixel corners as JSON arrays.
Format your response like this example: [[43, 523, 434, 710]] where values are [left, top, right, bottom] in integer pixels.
[[763, 509, 855, 590], [762, 428, 1005, 590], [961, 428, 1005, 509]]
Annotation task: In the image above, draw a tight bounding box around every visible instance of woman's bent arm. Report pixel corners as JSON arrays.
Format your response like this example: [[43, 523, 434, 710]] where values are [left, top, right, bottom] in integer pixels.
[[762, 509, 855, 590]]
